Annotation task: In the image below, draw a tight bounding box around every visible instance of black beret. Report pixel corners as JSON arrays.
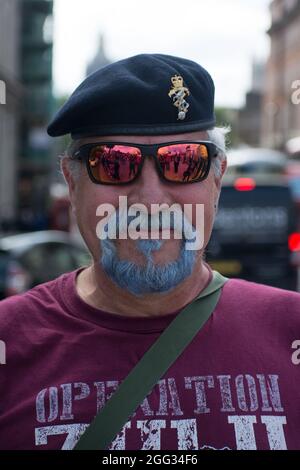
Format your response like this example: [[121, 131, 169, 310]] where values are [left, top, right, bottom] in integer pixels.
[[47, 53, 216, 138]]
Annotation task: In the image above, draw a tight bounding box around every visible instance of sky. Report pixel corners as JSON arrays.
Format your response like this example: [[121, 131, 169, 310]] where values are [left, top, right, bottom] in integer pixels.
[[52, 0, 272, 109]]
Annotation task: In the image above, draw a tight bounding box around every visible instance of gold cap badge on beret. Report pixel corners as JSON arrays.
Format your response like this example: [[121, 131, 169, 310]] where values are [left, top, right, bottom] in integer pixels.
[[168, 75, 190, 120]]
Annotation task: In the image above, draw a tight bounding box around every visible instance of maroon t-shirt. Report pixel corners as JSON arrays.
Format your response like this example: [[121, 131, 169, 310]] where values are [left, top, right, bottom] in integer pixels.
[[0, 268, 300, 450]]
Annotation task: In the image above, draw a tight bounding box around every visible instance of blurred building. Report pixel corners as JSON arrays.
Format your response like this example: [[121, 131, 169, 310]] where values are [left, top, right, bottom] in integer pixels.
[[0, 0, 22, 232], [86, 35, 111, 76], [262, 0, 300, 149], [19, 0, 54, 231], [237, 61, 266, 147], [0, 0, 54, 234]]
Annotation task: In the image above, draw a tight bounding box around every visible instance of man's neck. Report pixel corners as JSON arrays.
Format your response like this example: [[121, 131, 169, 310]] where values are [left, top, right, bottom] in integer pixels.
[[75, 260, 211, 318]]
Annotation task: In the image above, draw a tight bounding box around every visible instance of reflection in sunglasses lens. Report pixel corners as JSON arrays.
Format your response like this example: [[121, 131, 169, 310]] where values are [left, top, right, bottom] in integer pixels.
[[89, 145, 142, 183], [157, 144, 209, 183]]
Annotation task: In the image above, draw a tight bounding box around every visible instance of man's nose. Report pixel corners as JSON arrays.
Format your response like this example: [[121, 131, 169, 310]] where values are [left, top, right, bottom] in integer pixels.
[[127, 155, 173, 209]]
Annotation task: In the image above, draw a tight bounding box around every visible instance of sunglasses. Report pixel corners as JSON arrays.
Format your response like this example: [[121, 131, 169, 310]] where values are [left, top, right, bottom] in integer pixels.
[[72, 140, 221, 185]]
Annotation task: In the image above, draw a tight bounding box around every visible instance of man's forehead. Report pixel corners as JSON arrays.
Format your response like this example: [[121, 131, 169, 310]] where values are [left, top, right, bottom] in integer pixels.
[[72, 130, 209, 148]]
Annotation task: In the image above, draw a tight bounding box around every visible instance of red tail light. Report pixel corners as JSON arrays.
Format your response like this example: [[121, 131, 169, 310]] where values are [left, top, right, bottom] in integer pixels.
[[288, 233, 300, 252], [234, 177, 256, 191]]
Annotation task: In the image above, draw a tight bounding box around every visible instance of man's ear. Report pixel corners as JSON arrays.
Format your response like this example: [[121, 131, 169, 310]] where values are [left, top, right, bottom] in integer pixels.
[[221, 158, 227, 178], [61, 156, 77, 210], [214, 156, 227, 190]]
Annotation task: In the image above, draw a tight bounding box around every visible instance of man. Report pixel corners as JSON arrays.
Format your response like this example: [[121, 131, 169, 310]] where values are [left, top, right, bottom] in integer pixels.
[[0, 54, 300, 451]]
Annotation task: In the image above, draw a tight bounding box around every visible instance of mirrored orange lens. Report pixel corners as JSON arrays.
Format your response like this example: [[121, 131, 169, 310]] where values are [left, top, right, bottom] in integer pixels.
[[157, 143, 209, 182], [88, 145, 142, 183]]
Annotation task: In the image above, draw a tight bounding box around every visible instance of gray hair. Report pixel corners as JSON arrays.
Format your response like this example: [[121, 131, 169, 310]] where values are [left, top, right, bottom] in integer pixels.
[[60, 126, 230, 182], [59, 141, 83, 182], [208, 126, 230, 179]]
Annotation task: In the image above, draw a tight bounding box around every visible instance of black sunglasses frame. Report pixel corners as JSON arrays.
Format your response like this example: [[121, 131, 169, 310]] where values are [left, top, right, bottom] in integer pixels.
[[72, 140, 221, 185]]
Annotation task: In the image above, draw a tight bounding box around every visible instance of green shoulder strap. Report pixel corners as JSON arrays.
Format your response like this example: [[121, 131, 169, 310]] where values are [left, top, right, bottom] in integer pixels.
[[74, 270, 228, 450]]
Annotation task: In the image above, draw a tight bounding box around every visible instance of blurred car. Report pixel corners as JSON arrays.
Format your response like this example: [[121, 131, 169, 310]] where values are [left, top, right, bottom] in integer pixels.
[[226, 147, 287, 176], [0, 230, 90, 299], [227, 145, 300, 231], [206, 172, 300, 291], [285, 137, 300, 229]]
